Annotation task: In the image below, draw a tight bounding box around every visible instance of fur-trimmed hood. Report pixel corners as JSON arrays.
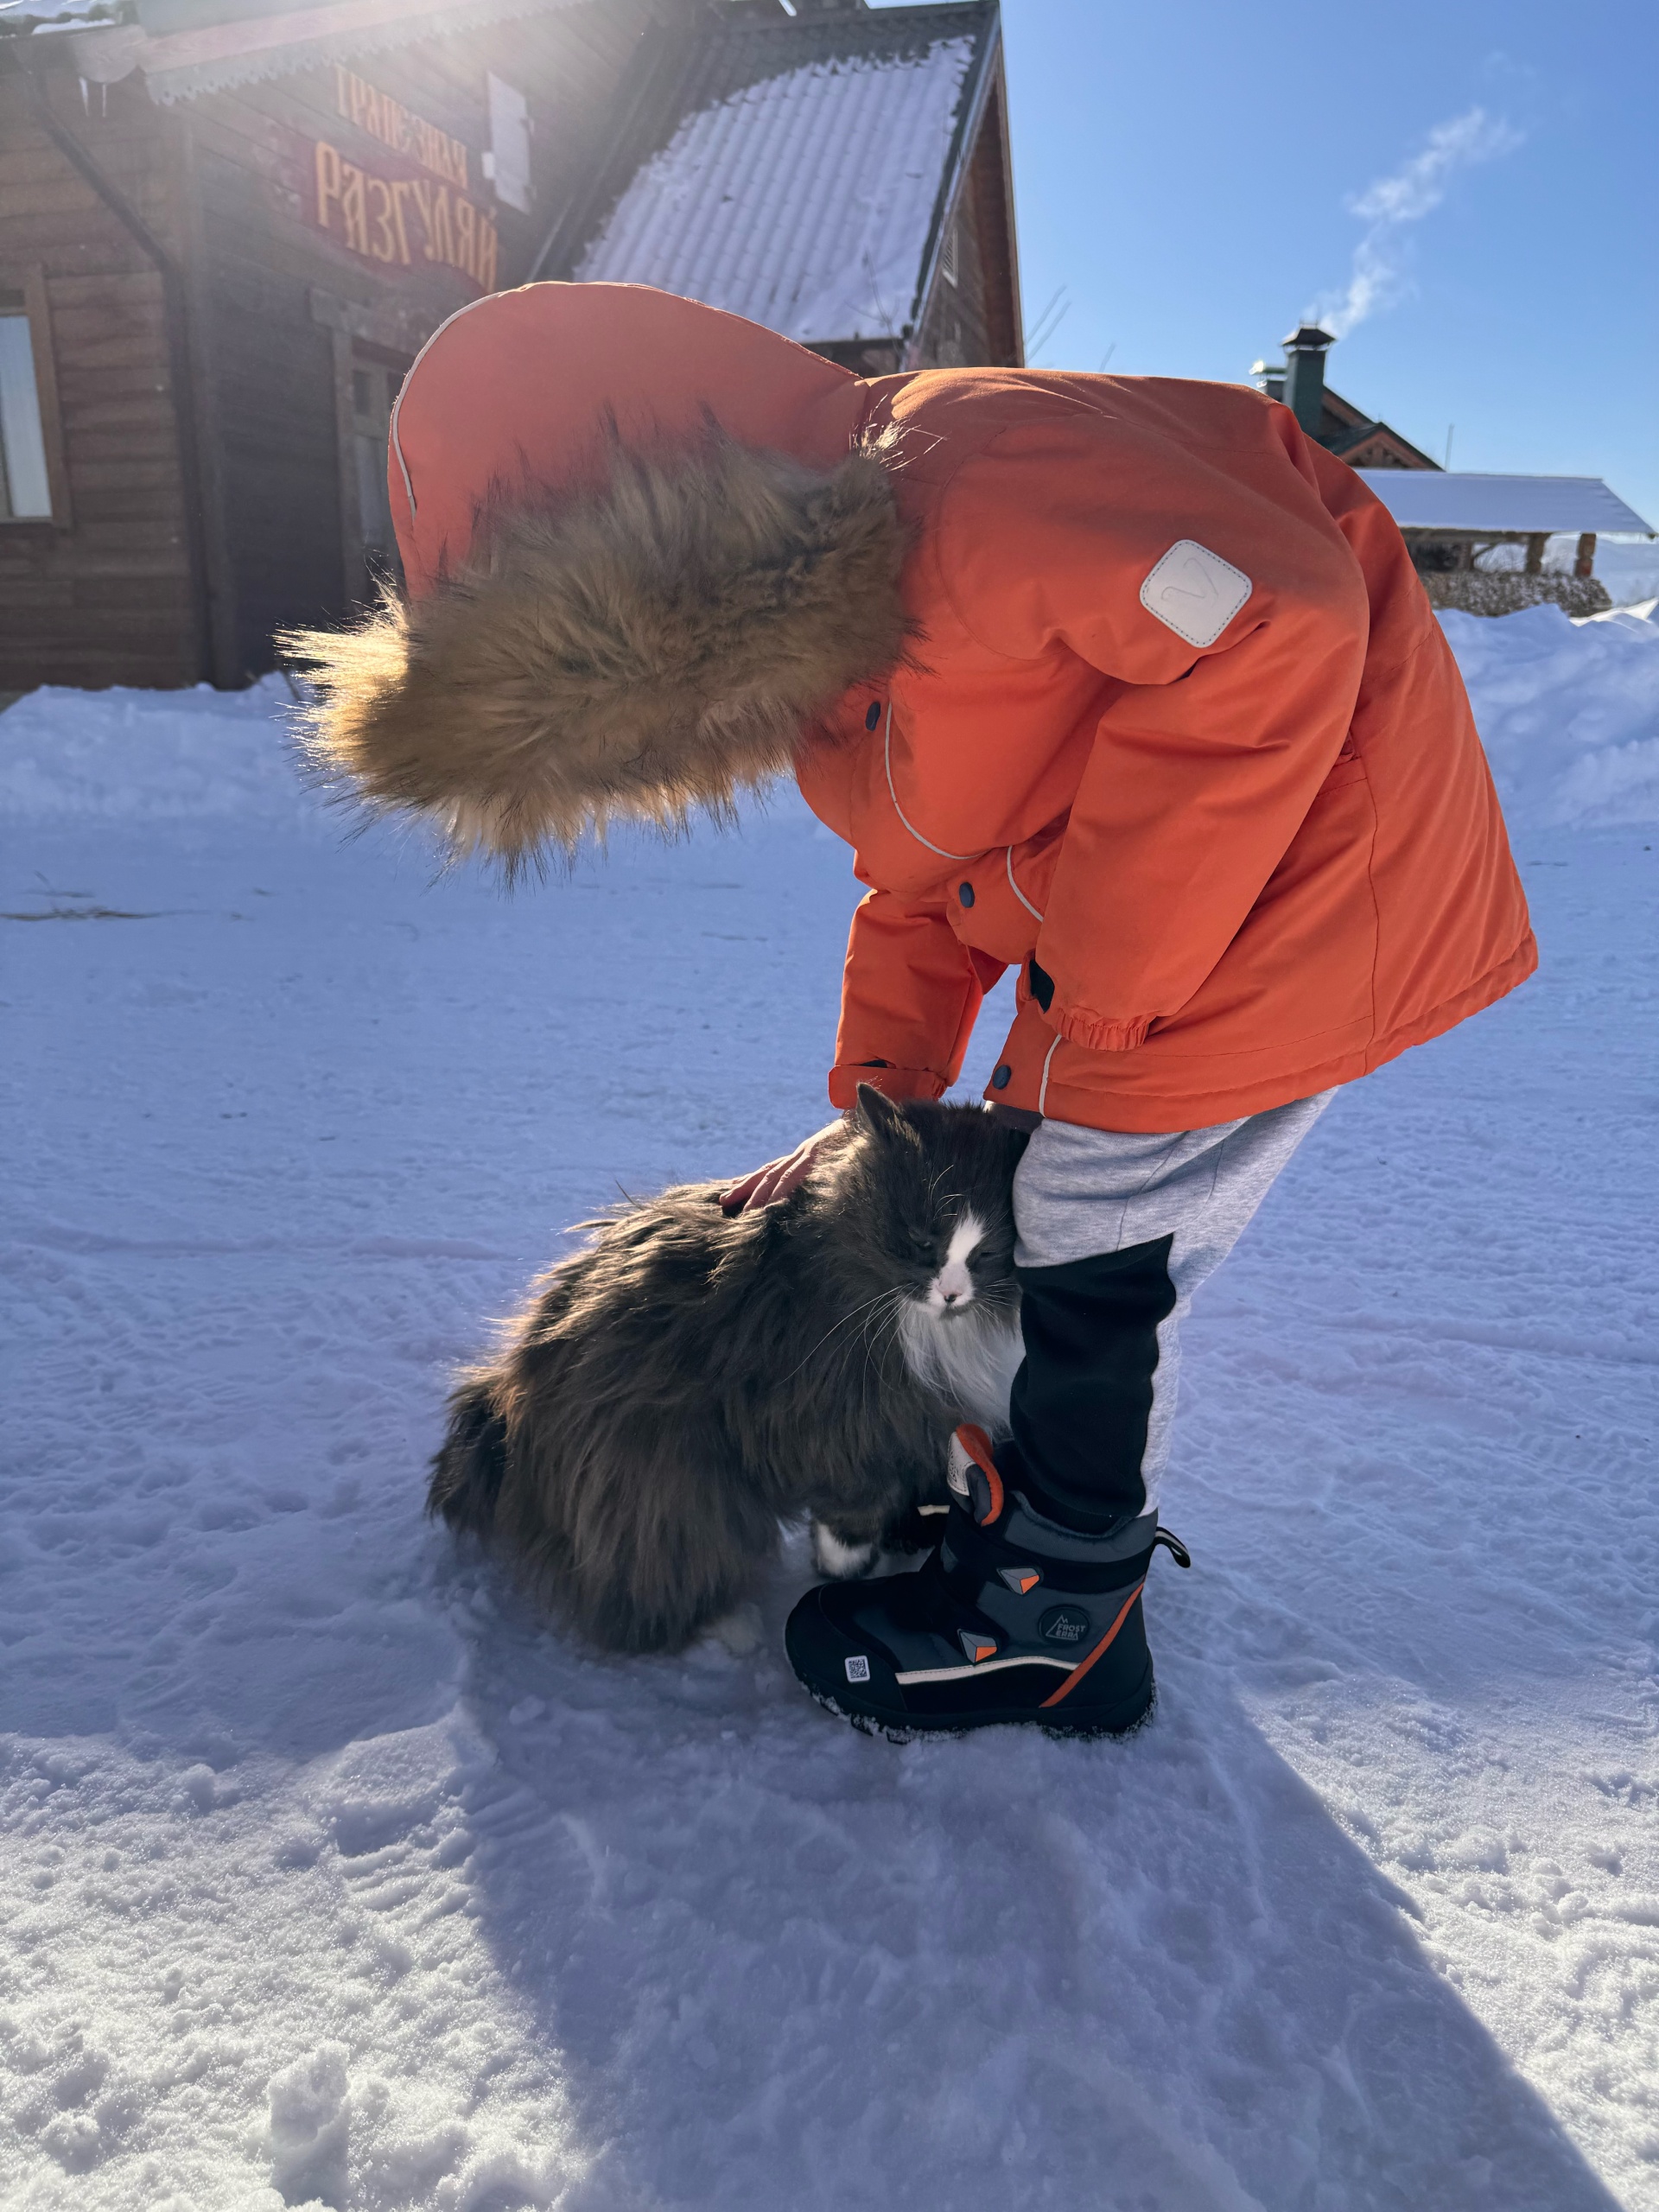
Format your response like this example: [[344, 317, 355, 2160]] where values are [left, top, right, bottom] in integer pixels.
[[287, 435, 908, 872]]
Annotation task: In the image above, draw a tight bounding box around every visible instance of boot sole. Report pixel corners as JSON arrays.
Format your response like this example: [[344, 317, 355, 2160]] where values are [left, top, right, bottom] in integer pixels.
[[804, 1671, 1156, 1745]]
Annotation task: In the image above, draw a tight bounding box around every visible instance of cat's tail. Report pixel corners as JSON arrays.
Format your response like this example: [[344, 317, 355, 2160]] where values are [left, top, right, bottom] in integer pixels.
[[427, 1376, 509, 1535]]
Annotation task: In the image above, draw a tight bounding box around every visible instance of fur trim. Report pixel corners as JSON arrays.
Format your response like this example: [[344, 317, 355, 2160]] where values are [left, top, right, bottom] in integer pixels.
[[283, 437, 909, 871]]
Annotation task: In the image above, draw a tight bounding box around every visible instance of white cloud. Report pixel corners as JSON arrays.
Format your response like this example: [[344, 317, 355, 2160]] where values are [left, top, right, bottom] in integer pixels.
[[1313, 107, 1523, 337]]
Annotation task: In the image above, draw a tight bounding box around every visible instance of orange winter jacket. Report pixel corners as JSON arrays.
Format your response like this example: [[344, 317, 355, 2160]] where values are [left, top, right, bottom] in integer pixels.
[[800, 369, 1536, 1130], [321, 284, 1533, 1136]]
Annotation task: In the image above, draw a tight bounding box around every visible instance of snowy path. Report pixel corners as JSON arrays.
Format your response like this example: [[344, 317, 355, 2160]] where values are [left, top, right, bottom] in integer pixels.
[[3, 607, 1658, 2209]]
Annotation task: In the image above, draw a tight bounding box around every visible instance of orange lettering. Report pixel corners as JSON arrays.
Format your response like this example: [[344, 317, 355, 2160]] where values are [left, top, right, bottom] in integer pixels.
[[389, 179, 416, 266], [340, 161, 368, 257], [366, 175, 397, 262], [331, 68, 474, 190], [424, 184, 453, 266], [408, 175, 433, 248], [453, 194, 476, 280], [315, 138, 342, 231], [474, 213, 497, 294]]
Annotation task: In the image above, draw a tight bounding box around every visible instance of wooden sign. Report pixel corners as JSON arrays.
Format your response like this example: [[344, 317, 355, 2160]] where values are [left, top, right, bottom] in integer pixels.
[[312, 139, 498, 291]]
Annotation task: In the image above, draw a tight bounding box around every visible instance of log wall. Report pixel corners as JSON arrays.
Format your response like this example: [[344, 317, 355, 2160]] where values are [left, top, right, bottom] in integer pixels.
[[0, 1, 654, 691], [0, 67, 199, 690], [912, 68, 1020, 373]]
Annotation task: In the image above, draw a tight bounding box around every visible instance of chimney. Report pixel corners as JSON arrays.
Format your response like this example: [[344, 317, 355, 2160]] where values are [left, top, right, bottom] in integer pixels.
[[1281, 324, 1335, 438]]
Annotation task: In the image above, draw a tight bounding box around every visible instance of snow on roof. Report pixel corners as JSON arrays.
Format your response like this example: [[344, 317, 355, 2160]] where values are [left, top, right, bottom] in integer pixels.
[[1357, 472, 1656, 537], [0, 0, 129, 32], [575, 34, 979, 348]]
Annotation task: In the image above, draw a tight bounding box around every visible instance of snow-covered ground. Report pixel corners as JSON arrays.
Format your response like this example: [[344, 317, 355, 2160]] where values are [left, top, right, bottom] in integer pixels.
[[3, 602, 1658, 2211]]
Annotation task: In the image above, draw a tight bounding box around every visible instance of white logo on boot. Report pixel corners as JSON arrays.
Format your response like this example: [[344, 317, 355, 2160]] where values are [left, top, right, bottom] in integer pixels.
[[844, 1656, 871, 1682]]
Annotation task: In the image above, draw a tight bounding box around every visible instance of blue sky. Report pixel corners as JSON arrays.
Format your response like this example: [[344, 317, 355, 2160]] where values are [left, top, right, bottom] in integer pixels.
[[880, 0, 1656, 527]]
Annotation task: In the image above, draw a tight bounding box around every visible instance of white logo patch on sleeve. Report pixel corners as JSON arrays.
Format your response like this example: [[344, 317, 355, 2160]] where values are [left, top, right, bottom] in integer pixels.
[[1140, 539, 1252, 648]]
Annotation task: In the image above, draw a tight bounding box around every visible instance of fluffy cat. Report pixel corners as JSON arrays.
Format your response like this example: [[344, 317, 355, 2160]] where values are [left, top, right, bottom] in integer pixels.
[[428, 1087, 1027, 1653]]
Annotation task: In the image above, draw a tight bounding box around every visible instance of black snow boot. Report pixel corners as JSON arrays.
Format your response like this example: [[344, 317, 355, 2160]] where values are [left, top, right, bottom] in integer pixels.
[[785, 1426, 1188, 1739]]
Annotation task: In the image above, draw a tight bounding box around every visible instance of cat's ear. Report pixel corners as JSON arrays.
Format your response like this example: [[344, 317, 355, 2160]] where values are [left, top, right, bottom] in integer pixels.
[[853, 1083, 912, 1145]]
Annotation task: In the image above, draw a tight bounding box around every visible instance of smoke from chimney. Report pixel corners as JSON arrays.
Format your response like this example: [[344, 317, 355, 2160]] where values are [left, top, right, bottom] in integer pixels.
[[1313, 107, 1522, 338]]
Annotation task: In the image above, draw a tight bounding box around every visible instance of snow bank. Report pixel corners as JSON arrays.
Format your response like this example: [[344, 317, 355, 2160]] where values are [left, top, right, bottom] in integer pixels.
[[0, 676, 316, 824], [1442, 602, 1659, 830], [4, 601, 1656, 840], [1597, 537, 1659, 607]]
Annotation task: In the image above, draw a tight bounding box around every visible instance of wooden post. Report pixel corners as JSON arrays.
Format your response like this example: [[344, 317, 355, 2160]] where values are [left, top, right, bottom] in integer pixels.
[[1525, 533, 1547, 575], [1575, 532, 1596, 579]]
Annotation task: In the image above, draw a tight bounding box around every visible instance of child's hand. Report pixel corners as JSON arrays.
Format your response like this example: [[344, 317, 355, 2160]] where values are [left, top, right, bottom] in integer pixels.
[[720, 1119, 845, 1214]]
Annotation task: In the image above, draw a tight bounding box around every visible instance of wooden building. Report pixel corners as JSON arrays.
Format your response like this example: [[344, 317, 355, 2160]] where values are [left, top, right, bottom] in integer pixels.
[[1253, 325, 1440, 472], [0, 0, 1018, 693]]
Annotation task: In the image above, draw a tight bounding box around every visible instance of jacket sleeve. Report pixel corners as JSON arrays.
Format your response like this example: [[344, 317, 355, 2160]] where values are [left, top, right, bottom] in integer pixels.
[[940, 407, 1373, 1052], [828, 888, 1006, 1108]]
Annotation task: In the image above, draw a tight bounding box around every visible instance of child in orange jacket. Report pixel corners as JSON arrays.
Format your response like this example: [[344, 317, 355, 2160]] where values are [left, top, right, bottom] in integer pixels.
[[297, 283, 1533, 1738]]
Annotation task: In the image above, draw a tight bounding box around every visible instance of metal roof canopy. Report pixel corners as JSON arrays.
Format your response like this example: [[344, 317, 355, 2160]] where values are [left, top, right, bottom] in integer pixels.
[[1357, 472, 1656, 537]]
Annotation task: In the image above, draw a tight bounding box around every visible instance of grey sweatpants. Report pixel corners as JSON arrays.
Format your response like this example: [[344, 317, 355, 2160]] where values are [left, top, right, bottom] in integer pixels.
[[1011, 1091, 1335, 1510]]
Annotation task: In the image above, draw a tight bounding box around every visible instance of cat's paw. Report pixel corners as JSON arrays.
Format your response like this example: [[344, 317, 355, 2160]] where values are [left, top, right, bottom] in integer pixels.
[[702, 1600, 763, 1656], [811, 1521, 880, 1580]]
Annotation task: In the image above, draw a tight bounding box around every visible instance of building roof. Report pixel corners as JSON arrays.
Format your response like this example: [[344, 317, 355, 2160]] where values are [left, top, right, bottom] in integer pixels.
[[1252, 368, 1440, 473], [573, 3, 998, 352], [1357, 473, 1656, 537], [6, 0, 575, 100], [1328, 419, 1440, 471]]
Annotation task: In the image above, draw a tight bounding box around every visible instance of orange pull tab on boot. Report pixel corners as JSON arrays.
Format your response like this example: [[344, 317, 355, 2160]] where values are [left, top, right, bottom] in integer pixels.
[[948, 1424, 1004, 1526]]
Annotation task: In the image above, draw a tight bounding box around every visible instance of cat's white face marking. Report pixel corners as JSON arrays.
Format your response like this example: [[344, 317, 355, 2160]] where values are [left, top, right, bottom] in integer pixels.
[[925, 1211, 987, 1316]]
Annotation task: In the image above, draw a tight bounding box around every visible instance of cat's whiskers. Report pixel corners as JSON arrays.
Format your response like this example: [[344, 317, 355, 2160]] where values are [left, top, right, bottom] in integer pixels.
[[779, 1284, 905, 1384], [860, 1286, 915, 1376], [856, 1286, 904, 1351]]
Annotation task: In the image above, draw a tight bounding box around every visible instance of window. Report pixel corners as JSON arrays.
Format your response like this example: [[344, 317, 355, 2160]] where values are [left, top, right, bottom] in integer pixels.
[[940, 221, 958, 288], [348, 351, 405, 590], [0, 285, 55, 521]]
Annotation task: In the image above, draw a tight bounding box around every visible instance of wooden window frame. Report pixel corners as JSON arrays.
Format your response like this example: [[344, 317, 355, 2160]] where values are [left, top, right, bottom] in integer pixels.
[[0, 264, 72, 530], [324, 335, 410, 605]]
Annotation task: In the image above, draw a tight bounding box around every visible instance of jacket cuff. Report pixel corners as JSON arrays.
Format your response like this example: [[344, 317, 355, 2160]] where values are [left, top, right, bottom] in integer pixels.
[[829, 1063, 949, 1109], [1053, 1007, 1152, 1053]]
